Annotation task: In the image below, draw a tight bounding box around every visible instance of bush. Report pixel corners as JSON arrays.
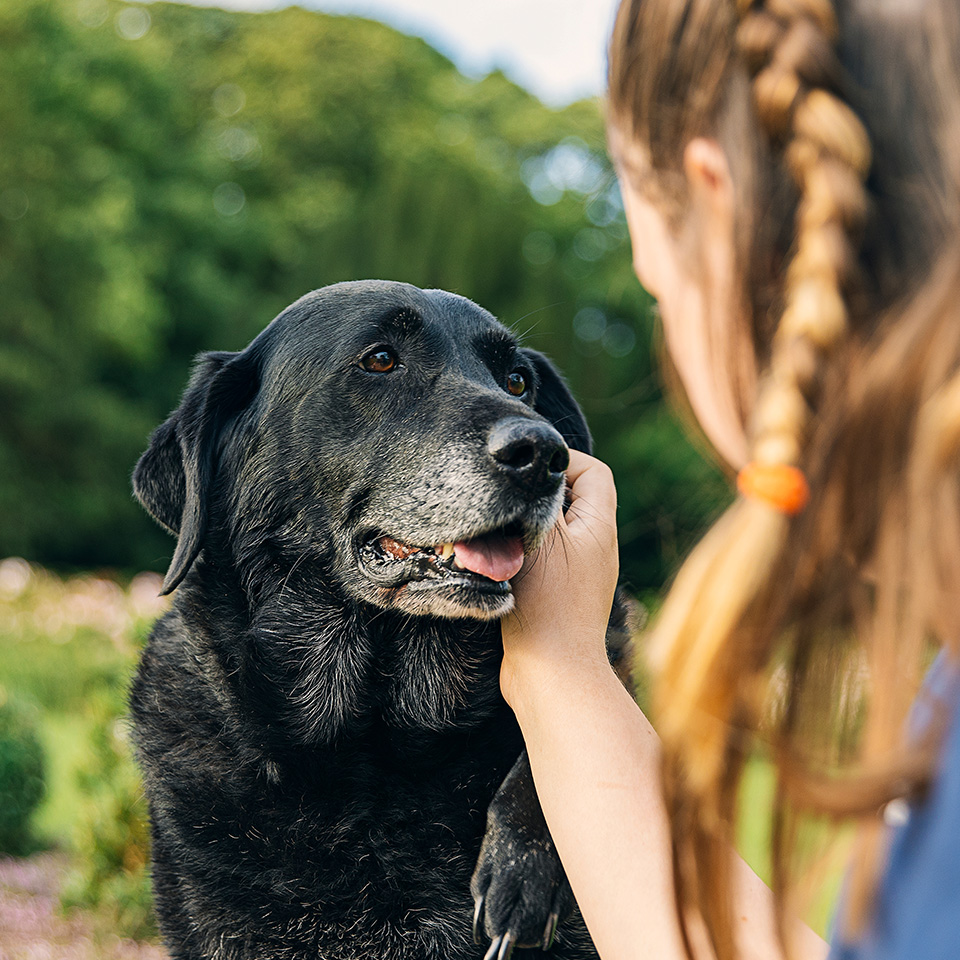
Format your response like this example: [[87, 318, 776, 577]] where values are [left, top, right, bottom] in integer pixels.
[[61, 685, 156, 941], [0, 688, 46, 854]]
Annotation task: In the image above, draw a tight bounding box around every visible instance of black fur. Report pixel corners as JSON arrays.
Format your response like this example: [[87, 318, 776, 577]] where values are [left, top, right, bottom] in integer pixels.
[[131, 281, 621, 960]]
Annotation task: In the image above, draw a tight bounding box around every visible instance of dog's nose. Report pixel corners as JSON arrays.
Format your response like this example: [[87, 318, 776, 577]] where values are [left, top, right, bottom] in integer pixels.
[[487, 418, 569, 494]]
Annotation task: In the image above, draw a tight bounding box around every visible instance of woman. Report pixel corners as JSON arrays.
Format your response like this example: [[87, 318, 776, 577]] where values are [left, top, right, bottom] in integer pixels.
[[500, 0, 960, 958]]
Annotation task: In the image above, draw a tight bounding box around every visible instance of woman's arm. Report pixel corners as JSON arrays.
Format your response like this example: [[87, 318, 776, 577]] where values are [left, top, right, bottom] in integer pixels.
[[500, 450, 828, 960]]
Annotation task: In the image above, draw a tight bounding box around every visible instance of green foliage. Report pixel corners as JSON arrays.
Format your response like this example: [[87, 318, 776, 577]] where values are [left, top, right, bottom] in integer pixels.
[[0, 688, 46, 854], [0, 0, 731, 589], [0, 561, 164, 934], [0, 561, 160, 712], [0, 564, 845, 942], [61, 686, 155, 941]]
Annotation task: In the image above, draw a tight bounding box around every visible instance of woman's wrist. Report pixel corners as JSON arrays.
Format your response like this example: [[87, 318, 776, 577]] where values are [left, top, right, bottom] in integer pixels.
[[500, 630, 624, 730]]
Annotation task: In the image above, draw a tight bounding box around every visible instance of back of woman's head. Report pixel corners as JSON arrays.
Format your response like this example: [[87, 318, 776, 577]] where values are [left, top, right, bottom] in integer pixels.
[[610, 0, 960, 339], [608, 1, 960, 955]]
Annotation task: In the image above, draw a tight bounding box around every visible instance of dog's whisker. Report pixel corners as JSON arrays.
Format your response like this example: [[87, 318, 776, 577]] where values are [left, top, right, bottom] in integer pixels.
[[510, 301, 566, 344]]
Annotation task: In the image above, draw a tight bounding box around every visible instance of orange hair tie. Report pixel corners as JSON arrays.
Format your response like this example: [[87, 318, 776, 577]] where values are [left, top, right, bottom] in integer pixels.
[[737, 462, 810, 515]]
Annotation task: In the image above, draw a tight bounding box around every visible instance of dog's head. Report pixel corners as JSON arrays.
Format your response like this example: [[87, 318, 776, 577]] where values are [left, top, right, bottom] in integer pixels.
[[134, 281, 590, 620]]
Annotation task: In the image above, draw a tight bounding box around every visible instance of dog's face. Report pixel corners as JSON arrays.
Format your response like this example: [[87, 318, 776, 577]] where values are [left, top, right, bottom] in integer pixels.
[[134, 281, 590, 620]]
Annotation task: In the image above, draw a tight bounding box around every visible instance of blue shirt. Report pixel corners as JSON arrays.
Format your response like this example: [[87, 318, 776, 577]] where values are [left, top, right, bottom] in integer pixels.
[[830, 654, 960, 959]]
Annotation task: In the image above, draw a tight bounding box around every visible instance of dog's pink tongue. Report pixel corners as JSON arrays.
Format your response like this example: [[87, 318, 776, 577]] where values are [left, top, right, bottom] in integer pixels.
[[453, 534, 524, 582]]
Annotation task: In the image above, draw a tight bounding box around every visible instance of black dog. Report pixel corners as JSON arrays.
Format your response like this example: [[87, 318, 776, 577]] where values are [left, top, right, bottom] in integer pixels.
[[131, 281, 628, 960]]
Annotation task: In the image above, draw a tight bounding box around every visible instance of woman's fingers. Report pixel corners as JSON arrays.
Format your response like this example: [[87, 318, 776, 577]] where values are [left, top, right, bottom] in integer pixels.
[[501, 451, 620, 705]]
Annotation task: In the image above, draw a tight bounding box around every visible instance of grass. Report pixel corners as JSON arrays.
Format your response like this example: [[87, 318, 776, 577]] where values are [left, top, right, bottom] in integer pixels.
[[34, 711, 100, 846], [737, 756, 848, 938], [0, 557, 848, 943], [0, 558, 165, 940], [0, 560, 165, 845]]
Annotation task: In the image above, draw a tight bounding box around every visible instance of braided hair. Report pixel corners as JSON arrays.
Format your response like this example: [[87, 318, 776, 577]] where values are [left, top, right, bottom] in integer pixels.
[[609, 0, 960, 955]]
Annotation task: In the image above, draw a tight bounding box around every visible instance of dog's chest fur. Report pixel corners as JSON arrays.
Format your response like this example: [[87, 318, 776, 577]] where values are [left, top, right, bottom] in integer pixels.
[[131, 558, 527, 960]]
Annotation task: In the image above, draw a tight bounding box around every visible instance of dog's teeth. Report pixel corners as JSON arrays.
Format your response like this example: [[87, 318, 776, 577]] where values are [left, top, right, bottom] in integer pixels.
[[438, 543, 454, 560], [452, 556, 466, 571]]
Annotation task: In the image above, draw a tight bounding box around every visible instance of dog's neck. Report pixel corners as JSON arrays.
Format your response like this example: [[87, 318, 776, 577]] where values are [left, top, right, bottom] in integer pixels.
[[175, 547, 509, 764]]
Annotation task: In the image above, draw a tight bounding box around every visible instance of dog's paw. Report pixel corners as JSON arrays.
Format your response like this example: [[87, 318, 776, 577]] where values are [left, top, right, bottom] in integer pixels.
[[470, 820, 572, 958], [470, 753, 572, 958]]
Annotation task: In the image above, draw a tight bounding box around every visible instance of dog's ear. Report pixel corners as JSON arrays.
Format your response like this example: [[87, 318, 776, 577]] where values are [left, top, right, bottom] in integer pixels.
[[522, 349, 592, 455], [133, 349, 260, 595]]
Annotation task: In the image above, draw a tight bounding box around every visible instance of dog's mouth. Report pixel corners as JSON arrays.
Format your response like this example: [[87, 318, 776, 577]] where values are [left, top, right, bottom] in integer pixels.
[[358, 521, 527, 593]]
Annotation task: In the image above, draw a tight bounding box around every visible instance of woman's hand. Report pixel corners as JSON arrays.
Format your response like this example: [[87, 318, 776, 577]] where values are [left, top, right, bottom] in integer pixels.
[[501, 449, 620, 710]]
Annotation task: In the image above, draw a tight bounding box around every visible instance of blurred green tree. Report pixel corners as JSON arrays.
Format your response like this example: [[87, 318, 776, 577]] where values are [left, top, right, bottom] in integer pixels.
[[0, 0, 730, 589]]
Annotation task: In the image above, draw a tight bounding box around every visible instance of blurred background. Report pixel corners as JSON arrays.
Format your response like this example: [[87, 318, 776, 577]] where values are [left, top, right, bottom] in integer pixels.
[[0, 0, 736, 953]]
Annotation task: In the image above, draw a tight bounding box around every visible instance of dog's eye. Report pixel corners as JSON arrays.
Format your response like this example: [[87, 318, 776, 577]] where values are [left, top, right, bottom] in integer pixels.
[[506, 371, 527, 397], [360, 348, 398, 373]]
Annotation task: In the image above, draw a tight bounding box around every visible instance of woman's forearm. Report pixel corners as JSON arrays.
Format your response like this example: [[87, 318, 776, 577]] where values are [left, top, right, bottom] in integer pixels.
[[508, 653, 828, 960], [510, 652, 685, 959]]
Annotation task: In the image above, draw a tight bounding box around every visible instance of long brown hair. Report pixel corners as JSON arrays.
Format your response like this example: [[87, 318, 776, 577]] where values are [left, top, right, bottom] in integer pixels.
[[608, 0, 960, 956]]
